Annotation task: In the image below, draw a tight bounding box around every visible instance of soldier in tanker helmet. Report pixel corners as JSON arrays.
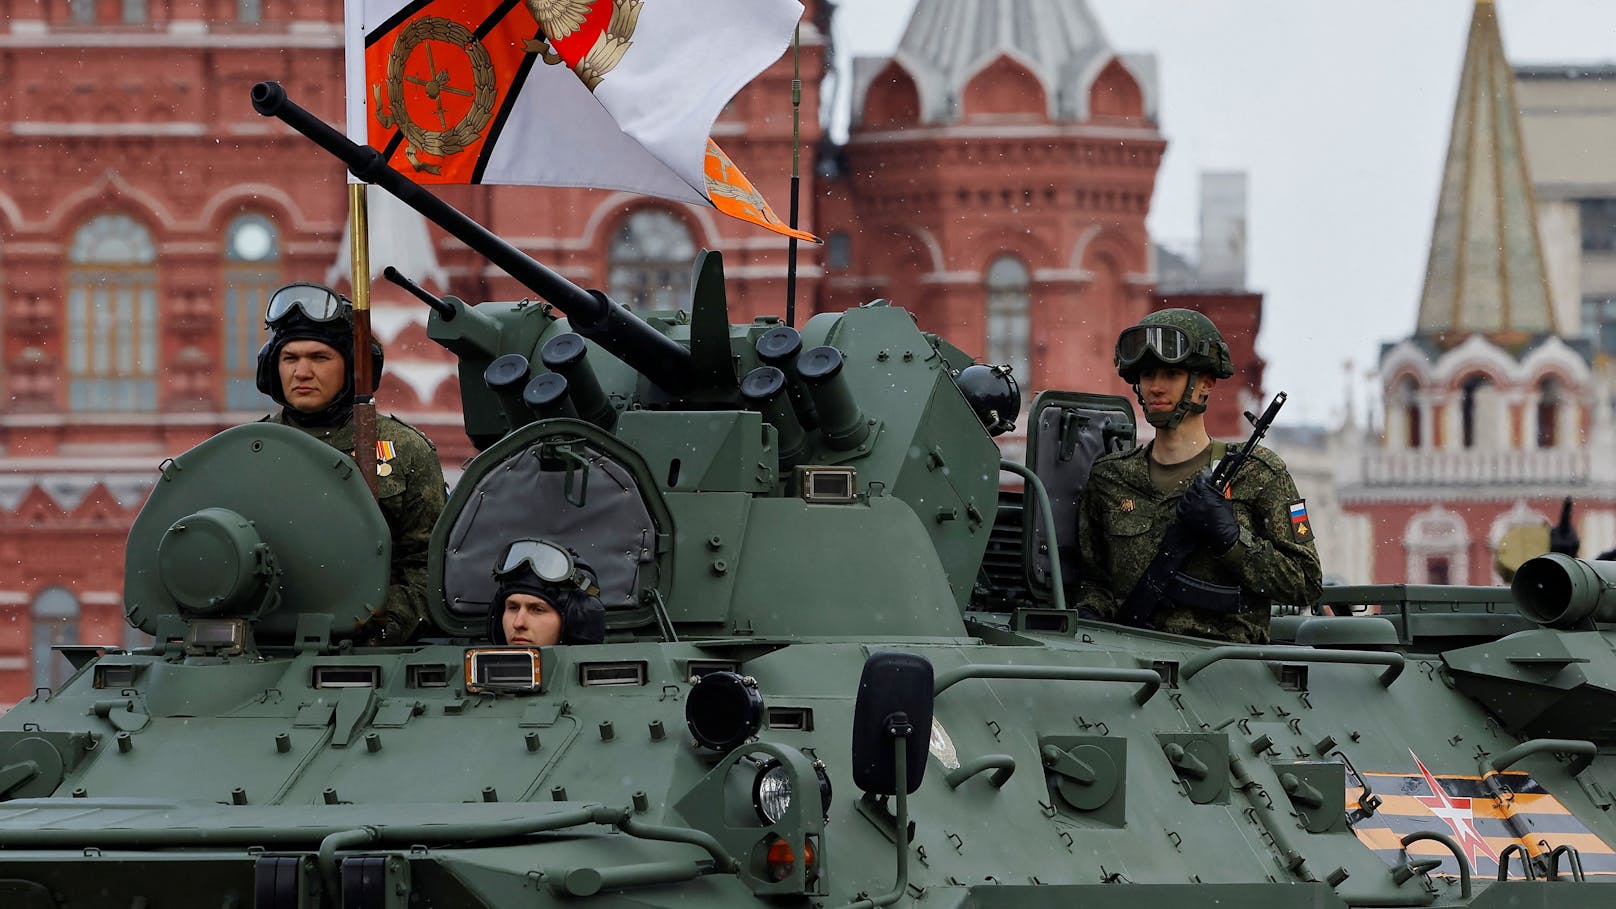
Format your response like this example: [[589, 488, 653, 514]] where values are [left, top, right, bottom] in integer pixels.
[[486, 539, 607, 646], [255, 282, 449, 644], [1073, 309, 1322, 643]]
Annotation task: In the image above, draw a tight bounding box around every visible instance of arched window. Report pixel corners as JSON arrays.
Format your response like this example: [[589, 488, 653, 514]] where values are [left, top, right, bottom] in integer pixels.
[[1536, 377, 1562, 449], [32, 587, 80, 690], [238, 0, 263, 23], [68, 214, 158, 412], [607, 210, 696, 311], [1405, 508, 1469, 585], [1399, 377, 1422, 449], [223, 214, 280, 410], [1459, 374, 1495, 450], [69, 0, 95, 23], [985, 255, 1030, 391]]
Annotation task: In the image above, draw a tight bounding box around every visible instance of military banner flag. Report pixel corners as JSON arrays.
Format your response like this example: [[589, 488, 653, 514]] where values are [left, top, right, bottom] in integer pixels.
[[343, 0, 815, 241]]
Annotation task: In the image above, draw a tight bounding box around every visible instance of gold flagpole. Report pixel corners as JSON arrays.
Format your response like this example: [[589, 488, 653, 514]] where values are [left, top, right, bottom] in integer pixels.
[[349, 182, 379, 496]]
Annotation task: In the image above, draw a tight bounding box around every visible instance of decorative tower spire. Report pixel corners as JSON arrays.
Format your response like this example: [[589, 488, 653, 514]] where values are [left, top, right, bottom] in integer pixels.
[[1414, 0, 1555, 347]]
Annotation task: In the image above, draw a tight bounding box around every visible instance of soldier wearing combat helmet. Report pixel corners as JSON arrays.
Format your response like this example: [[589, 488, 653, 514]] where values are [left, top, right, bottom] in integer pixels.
[[1073, 309, 1322, 643]]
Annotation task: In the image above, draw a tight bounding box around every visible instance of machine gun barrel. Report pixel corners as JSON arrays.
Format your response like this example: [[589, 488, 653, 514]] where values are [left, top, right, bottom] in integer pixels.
[[250, 81, 692, 394], [382, 266, 456, 321]]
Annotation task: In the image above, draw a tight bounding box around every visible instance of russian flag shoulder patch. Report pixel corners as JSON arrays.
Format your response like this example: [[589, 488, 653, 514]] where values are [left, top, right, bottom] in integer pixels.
[[1288, 498, 1313, 543]]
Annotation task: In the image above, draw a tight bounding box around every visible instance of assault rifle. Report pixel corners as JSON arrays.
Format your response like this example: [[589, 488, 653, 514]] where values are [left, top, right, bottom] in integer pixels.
[[1116, 391, 1287, 628]]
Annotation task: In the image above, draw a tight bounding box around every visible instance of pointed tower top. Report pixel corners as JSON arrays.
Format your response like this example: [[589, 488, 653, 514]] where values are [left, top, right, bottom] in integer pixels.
[[1414, 1, 1556, 348]]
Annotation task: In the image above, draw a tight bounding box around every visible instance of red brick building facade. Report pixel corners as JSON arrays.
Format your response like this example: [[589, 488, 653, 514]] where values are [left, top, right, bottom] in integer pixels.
[[0, 1, 1175, 701]]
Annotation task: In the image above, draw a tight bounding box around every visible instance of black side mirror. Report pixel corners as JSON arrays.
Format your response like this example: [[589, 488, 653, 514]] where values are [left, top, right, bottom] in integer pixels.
[[851, 651, 934, 795]]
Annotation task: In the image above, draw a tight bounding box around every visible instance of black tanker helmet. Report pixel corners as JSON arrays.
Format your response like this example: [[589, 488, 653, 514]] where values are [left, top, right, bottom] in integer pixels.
[[253, 283, 383, 427], [487, 539, 606, 646]]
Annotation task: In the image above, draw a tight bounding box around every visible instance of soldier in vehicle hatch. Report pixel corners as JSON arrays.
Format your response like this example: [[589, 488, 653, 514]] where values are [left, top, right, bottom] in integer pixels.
[[1073, 309, 1322, 643], [255, 282, 448, 644], [486, 539, 607, 646]]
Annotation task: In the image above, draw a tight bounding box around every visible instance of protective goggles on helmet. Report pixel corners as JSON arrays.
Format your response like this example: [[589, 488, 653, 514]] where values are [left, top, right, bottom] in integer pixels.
[[266, 283, 349, 327], [493, 539, 597, 593], [1115, 324, 1199, 369]]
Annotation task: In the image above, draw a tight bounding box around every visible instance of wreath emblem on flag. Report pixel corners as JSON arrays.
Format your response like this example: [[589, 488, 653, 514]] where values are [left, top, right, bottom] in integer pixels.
[[373, 17, 499, 175], [524, 0, 643, 91]]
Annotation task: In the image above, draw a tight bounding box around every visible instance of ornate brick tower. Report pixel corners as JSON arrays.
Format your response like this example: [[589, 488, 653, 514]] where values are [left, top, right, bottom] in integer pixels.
[[1338, 0, 1616, 585], [821, 0, 1165, 406]]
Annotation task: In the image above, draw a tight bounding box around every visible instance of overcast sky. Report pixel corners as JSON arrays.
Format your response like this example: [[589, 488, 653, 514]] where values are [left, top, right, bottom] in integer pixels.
[[829, 1, 1616, 427]]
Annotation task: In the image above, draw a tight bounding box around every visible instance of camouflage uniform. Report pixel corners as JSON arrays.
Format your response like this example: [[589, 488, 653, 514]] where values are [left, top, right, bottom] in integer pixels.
[[266, 411, 447, 643], [1075, 440, 1322, 643]]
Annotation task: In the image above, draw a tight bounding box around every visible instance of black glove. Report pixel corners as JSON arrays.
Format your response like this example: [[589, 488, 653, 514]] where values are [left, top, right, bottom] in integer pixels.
[[1550, 497, 1580, 557], [1176, 473, 1240, 555]]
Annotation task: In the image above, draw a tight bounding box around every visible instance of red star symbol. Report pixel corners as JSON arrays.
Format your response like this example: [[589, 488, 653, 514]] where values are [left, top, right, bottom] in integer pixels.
[[1411, 751, 1498, 867]]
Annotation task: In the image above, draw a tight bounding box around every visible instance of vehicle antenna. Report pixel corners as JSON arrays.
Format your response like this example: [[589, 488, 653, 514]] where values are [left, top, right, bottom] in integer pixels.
[[785, 23, 802, 328]]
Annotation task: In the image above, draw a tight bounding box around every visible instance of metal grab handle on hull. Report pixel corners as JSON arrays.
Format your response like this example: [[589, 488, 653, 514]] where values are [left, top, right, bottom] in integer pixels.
[[1488, 738, 1597, 778], [943, 754, 1016, 790], [313, 805, 738, 900], [1398, 830, 1472, 900], [931, 664, 1162, 706], [1179, 645, 1405, 687], [1000, 460, 1066, 611], [1548, 844, 1586, 882], [1495, 843, 1537, 881]]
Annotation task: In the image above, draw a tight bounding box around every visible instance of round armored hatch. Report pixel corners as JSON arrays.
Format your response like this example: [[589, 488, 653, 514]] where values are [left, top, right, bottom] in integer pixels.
[[1055, 744, 1119, 812], [125, 423, 390, 642], [156, 507, 272, 616], [2, 737, 65, 799]]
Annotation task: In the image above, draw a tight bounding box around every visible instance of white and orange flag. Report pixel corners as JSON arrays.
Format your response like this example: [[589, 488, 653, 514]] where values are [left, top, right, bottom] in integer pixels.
[[343, 0, 815, 242]]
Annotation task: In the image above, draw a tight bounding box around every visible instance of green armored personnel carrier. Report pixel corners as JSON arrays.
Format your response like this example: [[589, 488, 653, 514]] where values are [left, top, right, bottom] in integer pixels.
[[1, 84, 1614, 908]]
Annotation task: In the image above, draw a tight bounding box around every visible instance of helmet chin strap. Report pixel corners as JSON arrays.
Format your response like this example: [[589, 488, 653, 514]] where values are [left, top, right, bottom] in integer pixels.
[[1135, 371, 1205, 430]]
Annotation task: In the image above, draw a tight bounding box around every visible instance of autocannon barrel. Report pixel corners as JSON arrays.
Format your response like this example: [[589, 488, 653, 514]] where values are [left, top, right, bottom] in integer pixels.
[[1511, 553, 1616, 628], [250, 81, 691, 395]]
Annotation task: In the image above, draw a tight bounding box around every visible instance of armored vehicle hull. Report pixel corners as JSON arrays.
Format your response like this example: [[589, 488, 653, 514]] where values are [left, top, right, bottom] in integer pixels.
[[2, 84, 1613, 909]]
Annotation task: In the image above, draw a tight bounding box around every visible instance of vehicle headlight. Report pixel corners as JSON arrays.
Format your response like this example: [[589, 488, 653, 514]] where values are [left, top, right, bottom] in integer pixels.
[[752, 759, 793, 824], [752, 758, 832, 825]]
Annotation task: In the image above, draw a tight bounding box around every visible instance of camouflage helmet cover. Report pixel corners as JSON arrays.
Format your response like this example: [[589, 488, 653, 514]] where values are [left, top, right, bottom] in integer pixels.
[[1114, 308, 1236, 383]]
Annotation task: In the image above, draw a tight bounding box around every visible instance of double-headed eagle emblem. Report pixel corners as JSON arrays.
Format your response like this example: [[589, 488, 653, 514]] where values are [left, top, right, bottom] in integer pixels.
[[375, 0, 644, 173], [525, 0, 644, 91]]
